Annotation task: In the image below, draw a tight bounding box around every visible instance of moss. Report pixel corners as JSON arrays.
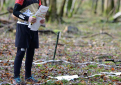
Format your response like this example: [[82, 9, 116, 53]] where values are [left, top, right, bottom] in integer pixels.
[[110, 76, 121, 82], [88, 64, 97, 68], [94, 75, 100, 78], [53, 30, 61, 34], [37, 64, 43, 67]]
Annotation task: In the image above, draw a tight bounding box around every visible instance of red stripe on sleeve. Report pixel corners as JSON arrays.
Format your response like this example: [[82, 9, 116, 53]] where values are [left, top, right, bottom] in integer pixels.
[[15, 0, 24, 5], [39, 0, 41, 6]]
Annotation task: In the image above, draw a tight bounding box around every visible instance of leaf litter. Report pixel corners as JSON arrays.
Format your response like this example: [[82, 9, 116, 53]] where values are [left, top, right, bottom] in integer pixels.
[[1, 14, 121, 85]]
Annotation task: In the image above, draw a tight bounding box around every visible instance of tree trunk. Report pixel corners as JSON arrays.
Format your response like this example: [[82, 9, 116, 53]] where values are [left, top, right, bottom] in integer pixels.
[[48, 0, 57, 22], [115, 0, 120, 13], [92, 0, 95, 9], [74, 0, 83, 14], [65, 0, 69, 16], [104, 0, 115, 15], [0, 0, 4, 10], [44, 0, 47, 6], [91, 0, 99, 14], [101, 0, 104, 13], [65, 0, 72, 17], [92, 0, 98, 14], [41, 0, 47, 6], [41, 0, 43, 5], [46, 0, 50, 6], [69, 0, 76, 17], [58, 0, 66, 22], [94, 0, 98, 14], [59, 0, 66, 17]]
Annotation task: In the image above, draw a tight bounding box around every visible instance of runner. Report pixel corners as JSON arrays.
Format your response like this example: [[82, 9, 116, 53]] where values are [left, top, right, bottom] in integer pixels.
[[12, 0, 45, 84]]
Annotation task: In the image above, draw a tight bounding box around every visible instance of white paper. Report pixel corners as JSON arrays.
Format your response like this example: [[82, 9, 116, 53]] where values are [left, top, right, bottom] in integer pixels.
[[50, 75, 79, 81], [35, 5, 49, 18], [28, 5, 49, 31], [28, 17, 42, 31]]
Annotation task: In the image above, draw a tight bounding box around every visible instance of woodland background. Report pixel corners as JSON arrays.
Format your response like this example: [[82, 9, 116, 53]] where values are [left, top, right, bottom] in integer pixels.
[[1, 0, 121, 84]]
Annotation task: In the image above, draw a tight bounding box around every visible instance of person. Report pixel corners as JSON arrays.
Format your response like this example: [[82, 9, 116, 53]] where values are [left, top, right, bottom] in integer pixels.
[[12, 0, 45, 84]]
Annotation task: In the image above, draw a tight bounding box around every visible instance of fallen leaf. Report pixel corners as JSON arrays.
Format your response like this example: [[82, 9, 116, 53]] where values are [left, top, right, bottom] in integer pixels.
[[111, 67, 115, 71]]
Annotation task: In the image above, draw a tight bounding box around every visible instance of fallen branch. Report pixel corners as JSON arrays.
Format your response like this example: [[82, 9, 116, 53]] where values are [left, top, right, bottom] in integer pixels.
[[33, 60, 64, 65], [85, 72, 121, 79], [0, 18, 13, 24], [0, 82, 12, 85], [0, 42, 84, 47], [38, 30, 56, 34], [33, 59, 119, 70], [0, 12, 9, 16], [82, 32, 114, 39], [105, 59, 121, 66], [0, 23, 16, 34], [53, 42, 84, 47], [33, 60, 110, 67], [0, 7, 13, 16]]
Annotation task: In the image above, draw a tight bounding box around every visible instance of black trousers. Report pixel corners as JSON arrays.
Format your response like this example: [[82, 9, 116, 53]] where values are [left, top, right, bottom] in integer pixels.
[[14, 47, 35, 79]]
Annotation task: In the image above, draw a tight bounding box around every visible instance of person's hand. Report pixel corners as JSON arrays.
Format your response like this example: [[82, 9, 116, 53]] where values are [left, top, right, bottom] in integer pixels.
[[40, 18, 45, 24], [28, 16, 36, 23]]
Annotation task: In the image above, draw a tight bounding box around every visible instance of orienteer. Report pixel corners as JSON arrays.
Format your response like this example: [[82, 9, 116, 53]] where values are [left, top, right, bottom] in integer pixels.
[[12, 0, 45, 84]]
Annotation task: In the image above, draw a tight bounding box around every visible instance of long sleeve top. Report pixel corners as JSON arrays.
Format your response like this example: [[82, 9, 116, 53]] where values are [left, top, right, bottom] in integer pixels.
[[13, 0, 41, 25]]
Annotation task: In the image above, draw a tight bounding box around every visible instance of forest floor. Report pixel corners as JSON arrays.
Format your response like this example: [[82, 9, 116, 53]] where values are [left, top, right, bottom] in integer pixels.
[[1, 10, 121, 85]]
